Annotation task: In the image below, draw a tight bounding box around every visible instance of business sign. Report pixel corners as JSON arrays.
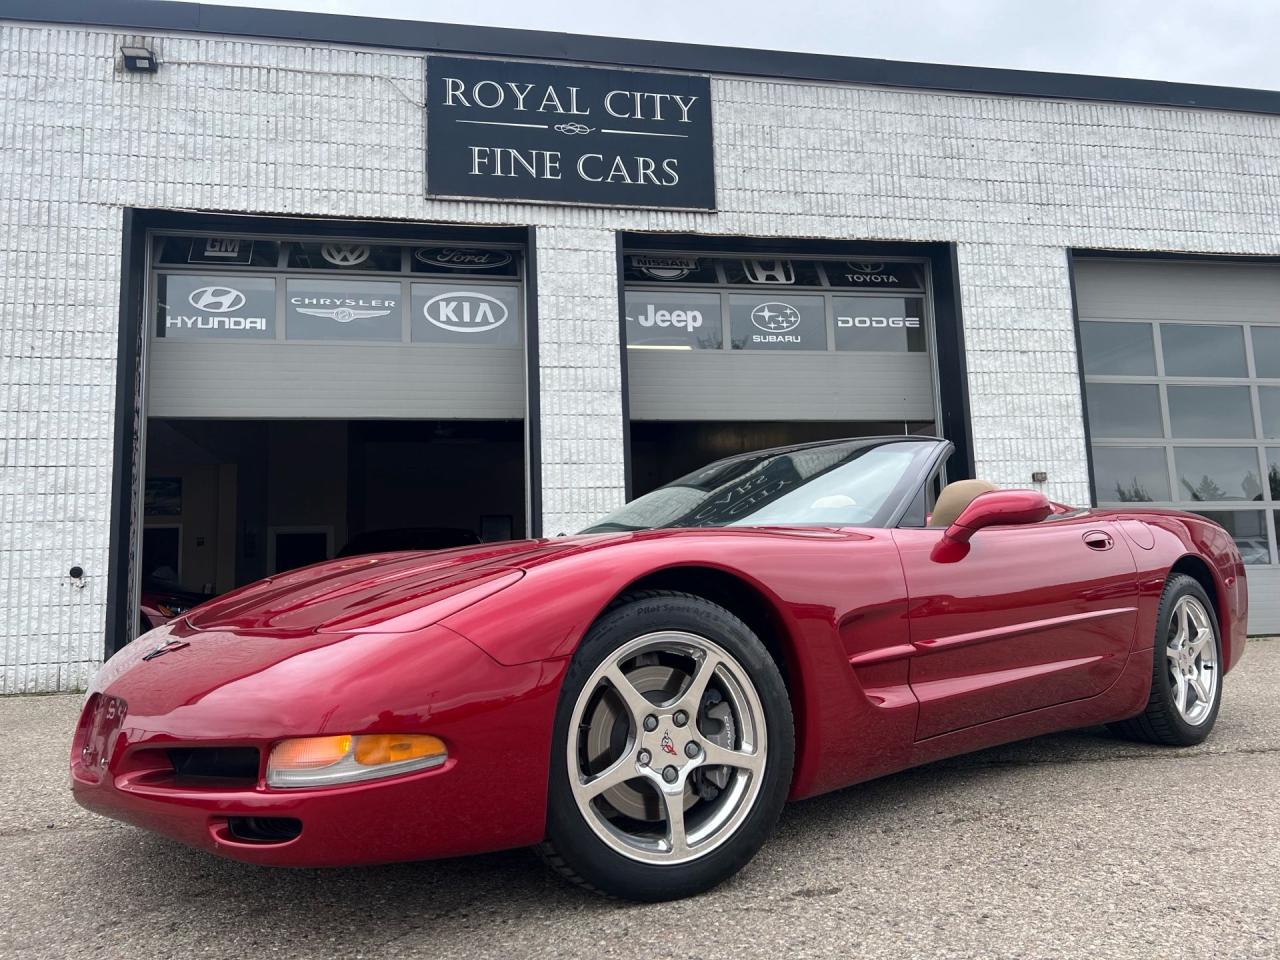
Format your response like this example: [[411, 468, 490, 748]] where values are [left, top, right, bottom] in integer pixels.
[[157, 274, 276, 339], [833, 296, 927, 353], [285, 279, 403, 341], [729, 294, 826, 350], [426, 56, 714, 209], [625, 291, 722, 349], [410, 283, 521, 346]]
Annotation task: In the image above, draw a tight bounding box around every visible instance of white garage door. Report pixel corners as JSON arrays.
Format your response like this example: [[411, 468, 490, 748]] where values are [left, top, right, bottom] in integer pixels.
[[1074, 257, 1280, 633], [146, 234, 525, 419], [622, 253, 938, 423]]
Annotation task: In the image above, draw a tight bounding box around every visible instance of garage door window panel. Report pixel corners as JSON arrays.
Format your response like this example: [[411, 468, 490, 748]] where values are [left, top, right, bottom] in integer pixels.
[[1192, 510, 1270, 564], [1079, 321, 1156, 376], [729, 294, 826, 351], [410, 283, 521, 347], [155, 274, 277, 340], [1166, 385, 1255, 439], [1173, 447, 1263, 502], [285, 279, 403, 342], [1161, 323, 1248, 378], [1085, 383, 1163, 438], [1091, 446, 1171, 502], [832, 296, 927, 353], [1252, 326, 1280, 379], [624, 291, 722, 349]]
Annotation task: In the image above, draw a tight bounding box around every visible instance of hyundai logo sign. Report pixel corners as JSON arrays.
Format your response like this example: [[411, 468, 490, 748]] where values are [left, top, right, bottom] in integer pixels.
[[188, 286, 246, 313]]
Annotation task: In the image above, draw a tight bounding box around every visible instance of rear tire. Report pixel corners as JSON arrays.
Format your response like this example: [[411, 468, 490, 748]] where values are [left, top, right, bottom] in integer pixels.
[[538, 591, 793, 901], [1108, 574, 1222, 746]]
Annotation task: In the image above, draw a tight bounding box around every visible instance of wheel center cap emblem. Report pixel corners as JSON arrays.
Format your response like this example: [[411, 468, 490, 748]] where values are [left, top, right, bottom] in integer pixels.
[[660, 730, 678, 756]]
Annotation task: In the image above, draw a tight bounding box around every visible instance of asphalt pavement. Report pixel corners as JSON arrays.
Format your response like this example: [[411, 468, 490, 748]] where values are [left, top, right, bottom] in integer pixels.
[[2, 640, 1277, 960]]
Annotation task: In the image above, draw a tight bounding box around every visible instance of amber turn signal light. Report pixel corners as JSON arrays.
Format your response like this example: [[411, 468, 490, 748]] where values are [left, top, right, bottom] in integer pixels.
[[267, 733, 447, 788]]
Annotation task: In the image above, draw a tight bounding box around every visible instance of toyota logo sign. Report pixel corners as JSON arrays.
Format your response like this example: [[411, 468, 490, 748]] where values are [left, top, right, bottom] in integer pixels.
[[188, 286, 246, 313], [750, 302, 801, 333]]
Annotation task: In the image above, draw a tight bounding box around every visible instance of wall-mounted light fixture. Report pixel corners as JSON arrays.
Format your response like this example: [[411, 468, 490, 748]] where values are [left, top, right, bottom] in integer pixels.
[[120, 46, 158, 73]]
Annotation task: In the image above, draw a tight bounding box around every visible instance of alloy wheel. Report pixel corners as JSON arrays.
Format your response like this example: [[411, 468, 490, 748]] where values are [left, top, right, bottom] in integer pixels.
[[1165, 594, 1219, 727], [566, 631, 767, 865]]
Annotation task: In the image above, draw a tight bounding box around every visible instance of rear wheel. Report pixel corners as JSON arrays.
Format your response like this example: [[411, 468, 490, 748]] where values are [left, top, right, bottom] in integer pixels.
[[539, 591, 793, 901], [1109, 574, 1222, 746]]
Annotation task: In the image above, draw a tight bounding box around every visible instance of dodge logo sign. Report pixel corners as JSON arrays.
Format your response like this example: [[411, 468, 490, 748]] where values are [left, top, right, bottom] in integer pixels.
[[188, 286, 246, 313], [423, 291, 509, 333], [750, 302, 801, 333]]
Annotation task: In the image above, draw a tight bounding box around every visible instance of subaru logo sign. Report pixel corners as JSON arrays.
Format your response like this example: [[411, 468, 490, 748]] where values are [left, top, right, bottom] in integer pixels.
[[750, 302, 801, 333], [423, 291, 509, 333], [188, 286, 246, 313]]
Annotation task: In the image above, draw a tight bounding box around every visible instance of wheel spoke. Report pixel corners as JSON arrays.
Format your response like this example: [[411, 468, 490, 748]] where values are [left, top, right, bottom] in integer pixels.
[[674, 649, 723, 716], [1188, 673, 1210, 706], [576, 753, 639, 801], [659, 785, 688, 856], [602, 662, 657, 728], [1173, 601, 1191, 648], [700, 738, 764, 775], [1171, 668, 1189, 715]]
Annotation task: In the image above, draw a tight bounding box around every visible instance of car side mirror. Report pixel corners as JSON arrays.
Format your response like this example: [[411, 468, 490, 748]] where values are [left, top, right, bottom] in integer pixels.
[[931, 489, 1053, 562]]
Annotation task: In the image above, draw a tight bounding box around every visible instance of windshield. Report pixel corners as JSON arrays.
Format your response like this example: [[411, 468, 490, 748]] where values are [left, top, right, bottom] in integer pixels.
[[581, 438, 940, 533]]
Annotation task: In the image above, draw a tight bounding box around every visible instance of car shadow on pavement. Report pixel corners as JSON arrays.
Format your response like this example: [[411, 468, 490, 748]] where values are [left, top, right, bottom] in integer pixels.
[[85, 722, 1149, 937]]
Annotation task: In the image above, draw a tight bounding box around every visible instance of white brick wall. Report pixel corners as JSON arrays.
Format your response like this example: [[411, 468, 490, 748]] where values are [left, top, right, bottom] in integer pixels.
[[3, 21, 1280, 690]]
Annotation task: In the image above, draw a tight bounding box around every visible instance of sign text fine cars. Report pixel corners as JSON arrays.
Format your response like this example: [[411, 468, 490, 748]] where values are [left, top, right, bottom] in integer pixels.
[[425, 56, 715, 209]]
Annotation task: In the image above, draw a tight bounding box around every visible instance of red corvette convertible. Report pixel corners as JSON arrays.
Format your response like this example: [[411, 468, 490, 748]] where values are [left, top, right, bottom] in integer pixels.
[[72, 437, 1247, 900]]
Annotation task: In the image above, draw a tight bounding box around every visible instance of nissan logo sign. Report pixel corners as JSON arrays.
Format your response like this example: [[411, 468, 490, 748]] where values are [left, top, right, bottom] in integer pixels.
[[750, 302, 802, 333], [188, 286, 246, 313], [423, 291, 509, 333]]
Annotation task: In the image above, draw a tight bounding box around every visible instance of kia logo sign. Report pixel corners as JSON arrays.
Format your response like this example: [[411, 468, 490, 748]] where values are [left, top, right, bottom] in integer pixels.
[[188, 286, 246, 313], [423, 291, 509, 333], [750, 302, 801, 333], [415, 248, 513, 270]]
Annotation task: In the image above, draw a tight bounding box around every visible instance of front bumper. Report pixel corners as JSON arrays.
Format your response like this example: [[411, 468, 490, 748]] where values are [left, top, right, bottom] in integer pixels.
[[70, 624, 566, 867]]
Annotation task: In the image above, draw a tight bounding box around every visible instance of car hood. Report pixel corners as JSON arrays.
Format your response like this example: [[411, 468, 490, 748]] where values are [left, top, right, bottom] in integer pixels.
[[182, 536, 615, 635]]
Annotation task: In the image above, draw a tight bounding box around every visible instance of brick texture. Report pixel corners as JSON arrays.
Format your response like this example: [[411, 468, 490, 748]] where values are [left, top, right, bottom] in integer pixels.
[[4, 23, 1280, 689]]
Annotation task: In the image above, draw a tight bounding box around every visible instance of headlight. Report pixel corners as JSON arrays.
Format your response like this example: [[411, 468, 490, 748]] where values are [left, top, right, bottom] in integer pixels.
[[266, 733, 447, 788]]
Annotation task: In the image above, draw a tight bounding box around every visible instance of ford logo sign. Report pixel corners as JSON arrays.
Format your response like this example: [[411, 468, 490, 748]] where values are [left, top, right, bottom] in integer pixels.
[[423, 291, 509, 333], [188, 286, 246, 313], [415, 248, 514, 270]]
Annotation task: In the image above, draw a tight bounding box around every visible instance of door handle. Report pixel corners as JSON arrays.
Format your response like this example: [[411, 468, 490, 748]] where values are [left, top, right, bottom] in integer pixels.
[[1083, 530, 1113, 550]]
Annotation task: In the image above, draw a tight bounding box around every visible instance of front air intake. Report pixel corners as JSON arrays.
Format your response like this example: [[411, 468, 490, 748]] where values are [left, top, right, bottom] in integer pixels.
[[226, 817, 303, 844]]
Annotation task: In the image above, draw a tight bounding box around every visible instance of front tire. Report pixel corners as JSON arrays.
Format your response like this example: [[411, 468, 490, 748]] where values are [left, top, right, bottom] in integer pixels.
[[1109, 574, 1222, 746], [539, 591, 793, 901]]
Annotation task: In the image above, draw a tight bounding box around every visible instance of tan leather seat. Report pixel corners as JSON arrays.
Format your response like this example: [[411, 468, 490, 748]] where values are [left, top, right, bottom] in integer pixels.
[[928, 479, 998, 528]]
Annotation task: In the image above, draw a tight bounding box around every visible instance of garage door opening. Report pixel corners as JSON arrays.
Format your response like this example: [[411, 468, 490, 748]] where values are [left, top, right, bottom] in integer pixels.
[[630, 420, 937, 496], [140, 418, 525, 604]]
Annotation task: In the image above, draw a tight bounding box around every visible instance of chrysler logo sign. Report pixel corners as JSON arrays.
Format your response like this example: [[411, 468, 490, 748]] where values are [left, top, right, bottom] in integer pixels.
[[423, 291, 509, 333], [750, 302, 801, 333], [188, 286, 246, 313]]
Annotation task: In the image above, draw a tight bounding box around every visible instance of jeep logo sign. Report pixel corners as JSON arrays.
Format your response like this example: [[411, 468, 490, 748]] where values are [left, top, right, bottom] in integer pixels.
[[423, 291, 508, 333], [623, 292, 722, 350]]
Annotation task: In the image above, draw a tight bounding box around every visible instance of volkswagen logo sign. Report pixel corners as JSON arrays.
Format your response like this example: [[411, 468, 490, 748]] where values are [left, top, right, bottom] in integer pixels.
[[750, 302, 802, 333], [188, 286, 246, 313], [320, 243, 370, 267], [423, 291, 509, 333]]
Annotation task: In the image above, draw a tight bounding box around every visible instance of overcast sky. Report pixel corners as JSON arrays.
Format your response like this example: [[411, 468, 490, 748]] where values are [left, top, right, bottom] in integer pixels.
[[195, 0, 1280, 91]]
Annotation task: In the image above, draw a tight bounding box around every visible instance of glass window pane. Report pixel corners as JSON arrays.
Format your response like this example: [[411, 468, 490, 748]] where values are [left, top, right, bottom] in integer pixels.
[[1167, 385, 1254, 438], [1259, 386, 1280, 439], [729, 294, 826, 351], [1269, 449, 1280, 500], [1174, 447, 1263, 501], [1079, 321, 1155, 376], [823, 261, 925, 290], [284, 242, 402, 272], [832, 296, 926, 352], [1193, 511, 1270, 565], [1160, 323, 1247, 377], [721, 258, 823, 287], [1085, 383, 1163, 438], [624, 291, 722, 349], [155, 274, 276, 339], [285, 279, 403, 341], [409, 283, 521, 346], [155, 235, 279, 267], [1092, 446, 1171, 502], [622, 254, 717, 284], [1253, 326, 1280, 379]]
